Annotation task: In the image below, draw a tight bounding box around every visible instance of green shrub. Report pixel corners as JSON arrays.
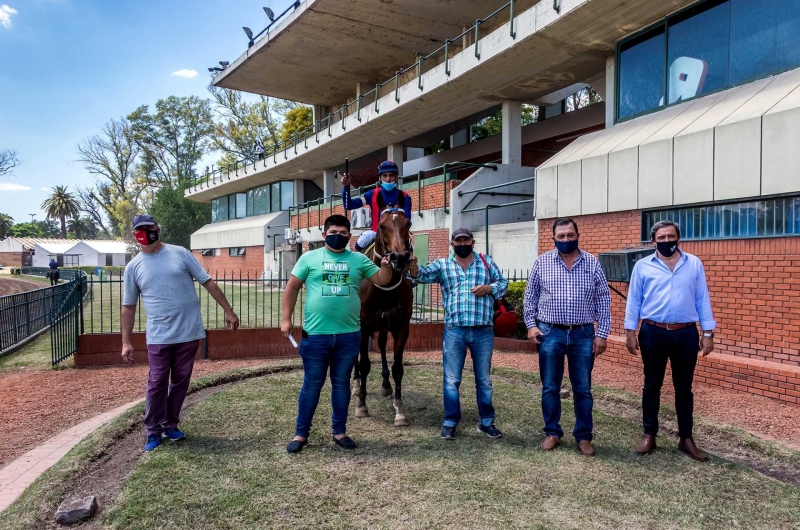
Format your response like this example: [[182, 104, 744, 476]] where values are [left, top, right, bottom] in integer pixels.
[[505, 280, 528, 339]]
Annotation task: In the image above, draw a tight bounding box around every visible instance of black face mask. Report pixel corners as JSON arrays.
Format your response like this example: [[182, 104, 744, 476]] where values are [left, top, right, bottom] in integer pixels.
[[453, 244, 473, 258], [555, 239, 579, 255], [656, 240, 679, 258], [325, 233, 349, 250]]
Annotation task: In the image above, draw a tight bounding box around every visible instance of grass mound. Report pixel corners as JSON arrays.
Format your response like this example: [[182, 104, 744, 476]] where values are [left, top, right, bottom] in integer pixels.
[[96, 367, 799, 529]]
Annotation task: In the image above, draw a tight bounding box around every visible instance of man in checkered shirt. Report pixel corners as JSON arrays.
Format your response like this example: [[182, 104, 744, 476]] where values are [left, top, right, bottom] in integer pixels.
[[409, 227, 508, 441], [524, 217, 611, 457]]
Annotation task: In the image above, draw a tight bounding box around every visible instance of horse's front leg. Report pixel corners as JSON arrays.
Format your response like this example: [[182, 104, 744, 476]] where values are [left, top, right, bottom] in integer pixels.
[[391, 325, 410, 427], [378, 331, 392, 397]]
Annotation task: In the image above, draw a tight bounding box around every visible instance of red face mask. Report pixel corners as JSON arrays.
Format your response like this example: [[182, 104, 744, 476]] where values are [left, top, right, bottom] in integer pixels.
[[134, 229, 159, 245]]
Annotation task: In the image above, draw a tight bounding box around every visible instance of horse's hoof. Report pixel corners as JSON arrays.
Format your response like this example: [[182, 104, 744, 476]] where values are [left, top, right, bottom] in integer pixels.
[[381, 386, 393, 398], [351, 379, 361, 396], [394, 416, 410, 427], [355, 406, 370, 418]]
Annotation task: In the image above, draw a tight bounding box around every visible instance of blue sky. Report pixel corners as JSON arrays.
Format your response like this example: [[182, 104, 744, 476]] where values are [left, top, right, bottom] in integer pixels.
[[0, 0, 295, 225]]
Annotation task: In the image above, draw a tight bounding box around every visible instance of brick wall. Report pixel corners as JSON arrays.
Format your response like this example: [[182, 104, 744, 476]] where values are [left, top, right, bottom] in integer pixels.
[[0, 252, 23, 267], [76, 324, 447, 366], [536, 210, 800, 405], [192, 246, 264, 277]]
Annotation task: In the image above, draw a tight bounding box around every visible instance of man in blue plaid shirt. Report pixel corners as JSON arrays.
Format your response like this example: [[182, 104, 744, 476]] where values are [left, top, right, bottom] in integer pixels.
[[409, 227, 508, 440], [524, 217, 611, 457]]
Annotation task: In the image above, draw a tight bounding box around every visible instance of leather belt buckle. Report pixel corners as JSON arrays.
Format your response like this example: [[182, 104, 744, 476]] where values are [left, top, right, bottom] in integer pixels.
[[665, 323, 679, 331]]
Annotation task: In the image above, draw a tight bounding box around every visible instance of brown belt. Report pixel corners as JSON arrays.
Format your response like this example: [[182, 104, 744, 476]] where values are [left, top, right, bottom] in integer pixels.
[[643, 320, 695, 331]]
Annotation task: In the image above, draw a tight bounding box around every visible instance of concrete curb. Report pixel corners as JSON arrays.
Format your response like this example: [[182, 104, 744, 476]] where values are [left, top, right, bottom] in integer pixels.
[[0, 398, 143, 513]]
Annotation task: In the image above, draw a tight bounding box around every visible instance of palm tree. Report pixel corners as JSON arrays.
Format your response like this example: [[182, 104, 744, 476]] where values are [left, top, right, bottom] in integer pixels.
[[0, 213, 13, 239], [41, 186, 80, 239], [67, 216, 98, 239]]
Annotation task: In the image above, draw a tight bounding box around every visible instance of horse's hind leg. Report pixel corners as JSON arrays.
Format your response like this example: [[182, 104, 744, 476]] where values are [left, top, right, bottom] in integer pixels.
[[392, 326, 411, 427], [379, 331, 393, 397], [355, 332, 371, 418]]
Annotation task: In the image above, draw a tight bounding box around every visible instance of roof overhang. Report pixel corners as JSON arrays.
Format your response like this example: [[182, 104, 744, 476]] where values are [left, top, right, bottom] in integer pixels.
[[536, 69, 800, 219], [190, 211, 285, 250], [212, 0, 538, 105]]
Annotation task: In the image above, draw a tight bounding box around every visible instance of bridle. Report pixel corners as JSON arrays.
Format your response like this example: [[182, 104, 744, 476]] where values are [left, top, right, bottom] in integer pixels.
[[372, 208, 412, 291]]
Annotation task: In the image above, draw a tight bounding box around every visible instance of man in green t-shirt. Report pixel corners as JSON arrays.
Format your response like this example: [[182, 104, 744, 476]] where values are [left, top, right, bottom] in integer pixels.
[[282, 214, 392, 453]]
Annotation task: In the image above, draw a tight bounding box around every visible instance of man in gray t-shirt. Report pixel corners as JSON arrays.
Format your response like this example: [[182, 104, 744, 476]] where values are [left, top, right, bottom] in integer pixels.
[[122, 214, 239, 452]]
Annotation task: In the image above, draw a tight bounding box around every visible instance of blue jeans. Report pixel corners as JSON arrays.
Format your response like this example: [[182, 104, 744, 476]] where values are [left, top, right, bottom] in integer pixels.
[[295, 331, 360, 438], [537, 322, 595, 442], [442, 325, 495, 428]]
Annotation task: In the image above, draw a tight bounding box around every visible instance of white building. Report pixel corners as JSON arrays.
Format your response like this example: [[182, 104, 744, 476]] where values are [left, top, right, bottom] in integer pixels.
[[0, 237, 131, 268]]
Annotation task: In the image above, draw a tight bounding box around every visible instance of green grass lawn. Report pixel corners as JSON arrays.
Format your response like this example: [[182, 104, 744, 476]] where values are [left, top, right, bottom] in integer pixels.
[[82, 367, 800, 529]]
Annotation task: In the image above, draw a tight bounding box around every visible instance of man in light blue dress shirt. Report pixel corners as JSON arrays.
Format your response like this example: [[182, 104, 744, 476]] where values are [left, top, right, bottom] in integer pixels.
[[624, 220, 716, 462]]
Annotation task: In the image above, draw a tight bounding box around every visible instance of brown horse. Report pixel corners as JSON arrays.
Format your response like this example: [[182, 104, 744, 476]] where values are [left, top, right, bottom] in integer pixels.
[[353, 196, 414, 426]]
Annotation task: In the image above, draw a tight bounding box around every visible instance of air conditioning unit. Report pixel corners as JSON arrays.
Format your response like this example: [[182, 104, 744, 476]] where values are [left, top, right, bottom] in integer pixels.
[[284, 228, 293, 240], [598, 248, 655, 283]]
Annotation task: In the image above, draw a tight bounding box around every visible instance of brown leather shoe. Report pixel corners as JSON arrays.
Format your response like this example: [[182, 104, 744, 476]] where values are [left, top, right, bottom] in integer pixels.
[[577, 440, 596, 457], [541, 435, 560, 451], [678, 438, 709, 462], [635, 434, 657, 455]]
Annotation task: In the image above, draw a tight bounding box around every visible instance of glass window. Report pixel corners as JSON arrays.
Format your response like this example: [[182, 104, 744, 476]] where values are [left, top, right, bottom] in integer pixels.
[[271, 182, 281, 212], [215, 196, 229, 222], [254, 185, 270, 215], [666, 1, 730, 105], [235, 193, 246, 219], [281, 181, 294, 211], [229, 247, 246, 256], [618, 28, 666, 120], [643, 196, 800, 240], [730, 0, 800, 85], [246, 189, 254, 217], [211, 198, 217, 223]]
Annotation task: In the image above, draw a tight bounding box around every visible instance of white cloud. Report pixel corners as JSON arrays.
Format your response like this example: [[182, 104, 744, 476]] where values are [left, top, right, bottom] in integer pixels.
[[0, 5, 18, 29], [40, 187, 50, 191], [0, 182, 31, 191], [171, 69, 198, 78]]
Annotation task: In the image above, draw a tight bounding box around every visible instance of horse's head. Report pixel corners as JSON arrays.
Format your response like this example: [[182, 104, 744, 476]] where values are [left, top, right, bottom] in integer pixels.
[[376, 209, 412, 271]]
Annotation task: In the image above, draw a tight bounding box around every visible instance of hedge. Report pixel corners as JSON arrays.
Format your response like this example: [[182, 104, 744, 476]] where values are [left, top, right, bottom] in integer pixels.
[[505, 280, 528, 339], [64, 266, 127, 276]]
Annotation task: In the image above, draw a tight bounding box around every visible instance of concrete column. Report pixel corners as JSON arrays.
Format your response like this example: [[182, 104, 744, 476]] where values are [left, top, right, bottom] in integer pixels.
[[313, 105, 328, 131], [323, 168, 340, 199], [387, 143, 405, 164], [604, 55, 615, 128], [502, 100, 522, 166]]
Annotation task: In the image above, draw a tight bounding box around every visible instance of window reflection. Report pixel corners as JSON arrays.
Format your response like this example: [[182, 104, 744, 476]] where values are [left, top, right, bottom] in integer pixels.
[[643, 196, 800, 240], [618, 29, 665, 120]]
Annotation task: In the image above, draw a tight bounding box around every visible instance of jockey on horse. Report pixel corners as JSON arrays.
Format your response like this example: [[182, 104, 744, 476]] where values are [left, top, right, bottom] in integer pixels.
[[340, 160, 413, 252]]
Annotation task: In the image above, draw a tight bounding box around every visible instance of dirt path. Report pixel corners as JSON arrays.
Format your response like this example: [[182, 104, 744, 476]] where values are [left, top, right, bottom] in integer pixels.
[[0, 359, 281, 467], [0, 278, 45, 296]]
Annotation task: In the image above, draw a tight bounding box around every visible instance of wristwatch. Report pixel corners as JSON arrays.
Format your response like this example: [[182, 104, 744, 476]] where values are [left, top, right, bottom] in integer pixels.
[[702, 332, 714, 338]]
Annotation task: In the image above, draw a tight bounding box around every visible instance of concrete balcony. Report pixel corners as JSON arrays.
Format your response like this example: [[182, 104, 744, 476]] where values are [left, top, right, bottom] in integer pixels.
[[188, 0, 697, 203]]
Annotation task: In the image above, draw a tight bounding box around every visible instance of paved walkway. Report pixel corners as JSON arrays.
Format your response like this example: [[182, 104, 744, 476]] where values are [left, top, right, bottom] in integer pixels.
[[0, 399, 143, 513]]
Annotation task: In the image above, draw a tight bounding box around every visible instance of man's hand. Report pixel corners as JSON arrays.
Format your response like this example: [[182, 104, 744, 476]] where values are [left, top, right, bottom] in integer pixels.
[[470, 285, 493, 297], [408, 255, 419, 278], [281, 319, 293, 339], [527, 327, 543, 353], [700, 336, 714, 356], [625, 330, 639, 356], [592, 337, 607, 357], [340, 172, 351, 187], [225, 310, 240, 332], [121, 342, 134, 364]]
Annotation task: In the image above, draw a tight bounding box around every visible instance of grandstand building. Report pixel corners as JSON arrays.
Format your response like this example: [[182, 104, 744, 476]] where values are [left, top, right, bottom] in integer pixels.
[[188, 0, 800, 403]]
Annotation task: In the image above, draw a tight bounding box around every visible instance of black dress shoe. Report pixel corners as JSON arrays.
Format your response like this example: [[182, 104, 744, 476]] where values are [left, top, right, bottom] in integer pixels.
[[286, 439, 308, 453], [477, 423, 503, 439], [441, 425, 456, 440], [333, 436, 357, 450]]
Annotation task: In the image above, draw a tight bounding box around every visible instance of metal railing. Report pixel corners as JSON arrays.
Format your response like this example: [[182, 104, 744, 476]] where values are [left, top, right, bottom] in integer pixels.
[[189, 0, 530, 194], [458, 176, 537, 255], [290, 162, 498, 231]]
